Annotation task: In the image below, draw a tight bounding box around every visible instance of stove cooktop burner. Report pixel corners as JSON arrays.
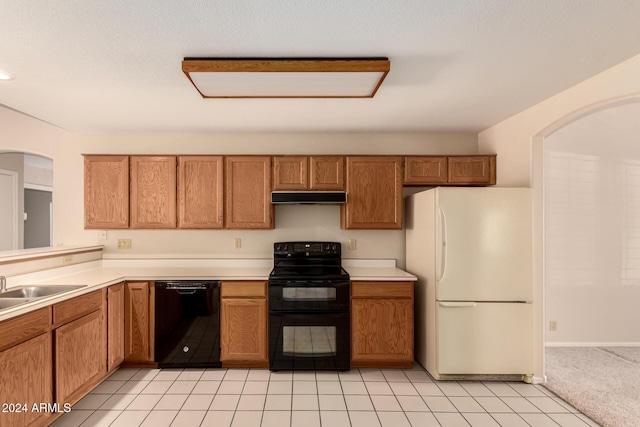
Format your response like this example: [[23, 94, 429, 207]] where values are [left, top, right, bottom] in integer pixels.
[[270, 241, 349, 281]]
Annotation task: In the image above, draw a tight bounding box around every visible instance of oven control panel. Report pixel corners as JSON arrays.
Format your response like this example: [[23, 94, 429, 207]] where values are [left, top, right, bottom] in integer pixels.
[[274, 241, 341, 257]]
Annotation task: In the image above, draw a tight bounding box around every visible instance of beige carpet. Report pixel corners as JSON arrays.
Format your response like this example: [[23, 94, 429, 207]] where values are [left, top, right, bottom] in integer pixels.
[[544, 346, 640, 427]]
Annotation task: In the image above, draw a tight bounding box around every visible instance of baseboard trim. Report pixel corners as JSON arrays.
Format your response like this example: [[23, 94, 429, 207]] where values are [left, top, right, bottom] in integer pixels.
[[531, 375, 547, 384], [545, 342, 640, 347]]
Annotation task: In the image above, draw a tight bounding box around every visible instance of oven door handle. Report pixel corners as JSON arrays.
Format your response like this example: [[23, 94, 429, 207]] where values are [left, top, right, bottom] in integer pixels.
[[269, 281, 349, 286]]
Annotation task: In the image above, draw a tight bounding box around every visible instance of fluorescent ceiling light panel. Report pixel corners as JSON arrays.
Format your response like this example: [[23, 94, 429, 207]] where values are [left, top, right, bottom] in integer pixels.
[[182, 58, 390, 98], [0, 70, 15, 80]]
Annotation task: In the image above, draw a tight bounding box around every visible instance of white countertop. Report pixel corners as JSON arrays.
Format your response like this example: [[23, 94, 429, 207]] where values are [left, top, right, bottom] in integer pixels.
[[0, 262, 415, 321]]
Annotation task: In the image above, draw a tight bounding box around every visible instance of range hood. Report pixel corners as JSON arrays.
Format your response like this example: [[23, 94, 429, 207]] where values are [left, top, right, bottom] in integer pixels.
[[271, 191, 347, 204]]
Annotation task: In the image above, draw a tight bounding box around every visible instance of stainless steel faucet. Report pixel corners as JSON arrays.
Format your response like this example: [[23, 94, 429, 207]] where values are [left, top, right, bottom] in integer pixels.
[[0, 276, 6, 293]]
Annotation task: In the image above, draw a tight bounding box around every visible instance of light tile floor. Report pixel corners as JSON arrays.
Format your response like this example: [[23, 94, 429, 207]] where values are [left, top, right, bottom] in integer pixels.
[[51, 364, 599, 427]]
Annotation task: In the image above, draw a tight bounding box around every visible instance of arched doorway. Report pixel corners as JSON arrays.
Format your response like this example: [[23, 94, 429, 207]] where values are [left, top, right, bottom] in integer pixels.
[[533, 97, 640, 425]]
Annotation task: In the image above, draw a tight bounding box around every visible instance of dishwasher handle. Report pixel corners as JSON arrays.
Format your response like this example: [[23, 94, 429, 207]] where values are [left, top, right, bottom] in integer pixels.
[[165, 284, 207, 293]]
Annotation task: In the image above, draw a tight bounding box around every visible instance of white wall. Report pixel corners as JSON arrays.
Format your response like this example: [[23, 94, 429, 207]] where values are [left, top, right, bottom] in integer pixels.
[[0, 153, 24, 248], [478, 53, 640, 187], [0, 107, 70, 247], [0, 106, 478, 267], [478, 53, 640, 378], [545, 102, 640, 344]]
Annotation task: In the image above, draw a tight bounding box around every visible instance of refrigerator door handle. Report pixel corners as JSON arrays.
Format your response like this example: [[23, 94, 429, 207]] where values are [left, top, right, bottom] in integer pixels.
[[437, 207, 447, 281], [439, 302, 477, 307]]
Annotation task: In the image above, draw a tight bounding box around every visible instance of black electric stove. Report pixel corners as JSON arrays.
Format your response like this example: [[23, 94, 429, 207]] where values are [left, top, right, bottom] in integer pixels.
[[268, 241, 351, 371]]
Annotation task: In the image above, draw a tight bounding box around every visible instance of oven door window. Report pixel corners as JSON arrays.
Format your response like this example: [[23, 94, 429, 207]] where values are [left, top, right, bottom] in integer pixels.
[[282, 287, 336, 302], [282, 326, 336, 357]]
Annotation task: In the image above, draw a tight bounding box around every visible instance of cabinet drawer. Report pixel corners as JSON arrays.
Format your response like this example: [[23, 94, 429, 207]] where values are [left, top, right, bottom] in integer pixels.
[[0, 307, 51, 351], [53, 290, 102, 327], [351, 281, 414, 299], [221, 281, 267, 298]]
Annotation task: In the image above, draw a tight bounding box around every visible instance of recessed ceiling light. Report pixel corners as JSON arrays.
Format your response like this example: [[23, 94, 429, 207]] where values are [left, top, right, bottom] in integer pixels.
[[0, 69, 15, 81], [182, 58, 390, 98]]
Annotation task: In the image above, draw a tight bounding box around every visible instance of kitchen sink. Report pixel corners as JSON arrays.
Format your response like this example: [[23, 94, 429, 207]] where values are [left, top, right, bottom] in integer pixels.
[[0, 298, 32, 310], [0, 285, 87, 299]]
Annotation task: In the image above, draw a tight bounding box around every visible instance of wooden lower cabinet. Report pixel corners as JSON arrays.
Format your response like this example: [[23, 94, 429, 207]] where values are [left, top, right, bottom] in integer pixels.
[[220, 281, 268, 367], [107, 283, 125, 372], [124, 281, 154, 364], [54, 310, 105, 405], [351, 281, 414, 368], [0, 333, 52, 427]]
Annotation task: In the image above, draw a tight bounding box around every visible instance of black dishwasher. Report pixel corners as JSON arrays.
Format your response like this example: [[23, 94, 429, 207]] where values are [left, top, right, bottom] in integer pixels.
[[154, 281, 221, 368]]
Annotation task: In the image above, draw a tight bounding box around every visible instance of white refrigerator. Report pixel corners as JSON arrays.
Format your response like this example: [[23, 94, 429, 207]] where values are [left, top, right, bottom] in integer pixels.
[[405, 187, 534, 380]]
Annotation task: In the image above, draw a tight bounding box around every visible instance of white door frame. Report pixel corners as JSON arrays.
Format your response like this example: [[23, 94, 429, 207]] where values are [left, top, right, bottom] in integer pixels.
[[0, 168, 19, 250]]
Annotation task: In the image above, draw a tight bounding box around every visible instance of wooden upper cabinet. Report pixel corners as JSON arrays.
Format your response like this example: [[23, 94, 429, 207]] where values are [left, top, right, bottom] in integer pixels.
[[273, 156, 308, 190], [404, 156, 447, 185], [310, 156, 344, 190], [342, 156, 403, 229], [225, 156, 273, 229], [404, 155, 496, 186], [84, 155, 129, 229], [130, 156, 177, 229], [448, 155, 496, 185], [178, 156, 224, 229], [273, 155, 345, 190]]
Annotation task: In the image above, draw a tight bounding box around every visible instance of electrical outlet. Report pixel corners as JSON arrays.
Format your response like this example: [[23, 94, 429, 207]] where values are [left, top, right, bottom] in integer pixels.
[[234, 238, 241, 249], [549, 320, 558, 331], [62, 255, 73, 265], [117, 239, 132, 250]]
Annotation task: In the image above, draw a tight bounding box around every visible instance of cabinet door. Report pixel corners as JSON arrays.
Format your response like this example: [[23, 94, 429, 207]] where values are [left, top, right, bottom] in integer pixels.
[[225, 156, 273, 229], [447, 155, 496, 185], [0, 333, 52, 427], [220, 298, 267, 363], [84, 155, 129, 229], [178, 156, 224, 228], [342, 156, 403, 229], [124, 282, 153, 363], [404, 156, 447, 185], [55, 310, 104, 405], [107, 283, 125, 372], [310, 156, 344, 190], [351, 298, 413, 367], [130, 156, 177, 229], [273, 156, 308, 190]]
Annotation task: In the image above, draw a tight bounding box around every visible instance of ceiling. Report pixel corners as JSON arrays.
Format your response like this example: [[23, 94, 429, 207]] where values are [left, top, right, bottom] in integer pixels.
[[1, 1, 640, 134]]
